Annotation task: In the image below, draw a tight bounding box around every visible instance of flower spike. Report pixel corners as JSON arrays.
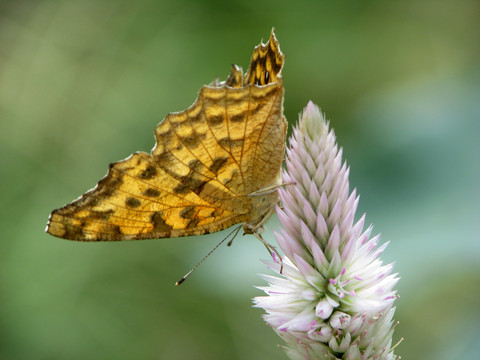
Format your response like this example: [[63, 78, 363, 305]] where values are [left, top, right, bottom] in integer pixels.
[[254, 102, 399, 359]]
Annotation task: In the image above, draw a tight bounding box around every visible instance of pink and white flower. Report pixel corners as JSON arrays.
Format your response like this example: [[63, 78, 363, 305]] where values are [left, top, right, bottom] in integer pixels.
[[255, 102, 399, 359]]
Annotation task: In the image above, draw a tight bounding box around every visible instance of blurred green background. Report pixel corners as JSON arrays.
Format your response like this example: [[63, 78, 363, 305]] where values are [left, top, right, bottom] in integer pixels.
[[1, 1, 479, 359]]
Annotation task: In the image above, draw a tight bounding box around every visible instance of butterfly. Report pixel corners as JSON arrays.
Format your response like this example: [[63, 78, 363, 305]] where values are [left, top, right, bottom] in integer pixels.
[[46, 29, 286, 254]]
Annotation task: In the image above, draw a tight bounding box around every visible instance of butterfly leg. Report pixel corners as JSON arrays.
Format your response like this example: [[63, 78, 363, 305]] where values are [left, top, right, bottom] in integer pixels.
[[254, 232, 284, 274], [247, 182, 296, 197], [244, 205, 284, 273]]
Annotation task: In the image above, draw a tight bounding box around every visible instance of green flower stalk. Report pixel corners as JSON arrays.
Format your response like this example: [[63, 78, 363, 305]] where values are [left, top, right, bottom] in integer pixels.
[[255, 102, 399, 359]]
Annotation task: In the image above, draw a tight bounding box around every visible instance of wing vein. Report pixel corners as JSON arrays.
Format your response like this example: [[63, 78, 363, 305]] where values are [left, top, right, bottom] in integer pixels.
[[164, 113, 239, 197], [201, 88, 246, 192]]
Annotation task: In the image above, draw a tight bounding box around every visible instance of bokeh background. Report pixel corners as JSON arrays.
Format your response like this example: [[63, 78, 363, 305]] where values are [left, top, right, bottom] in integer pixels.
[[1, 1, 479, 359]]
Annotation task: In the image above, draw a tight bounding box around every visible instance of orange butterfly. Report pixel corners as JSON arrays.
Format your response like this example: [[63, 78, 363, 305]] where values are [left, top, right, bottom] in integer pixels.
[[46, 30, 286, 261]]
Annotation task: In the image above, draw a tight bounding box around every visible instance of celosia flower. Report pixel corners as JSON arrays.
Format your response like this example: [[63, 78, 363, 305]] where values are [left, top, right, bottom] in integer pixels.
[[254, 102, 399, 359]]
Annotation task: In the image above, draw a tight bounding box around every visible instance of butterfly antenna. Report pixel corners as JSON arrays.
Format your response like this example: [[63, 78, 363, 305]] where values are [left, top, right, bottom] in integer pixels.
[[175, 225, 243, 286]]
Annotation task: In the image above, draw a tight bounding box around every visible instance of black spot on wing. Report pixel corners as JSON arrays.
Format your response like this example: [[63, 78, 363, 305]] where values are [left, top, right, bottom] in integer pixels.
[[143, 188, 160, 197], [209, 157, 228, 174], [139, 165, 157, 179], [207, 114, 224, 127], [250, 102, 265, 116], [230, 112, 246, 123], [186, 218, 200, 229], [150, 211, 173, 234], [180, 132, 206, 149], [180, 206, 196, 219], [125, 197, 141, 208]]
